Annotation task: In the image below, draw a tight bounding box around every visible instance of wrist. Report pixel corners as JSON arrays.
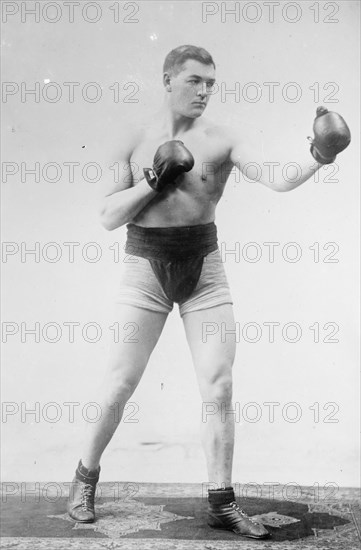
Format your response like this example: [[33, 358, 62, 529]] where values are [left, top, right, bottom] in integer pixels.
[[310, 144, 336, 165], [143, 167, 162, 192]]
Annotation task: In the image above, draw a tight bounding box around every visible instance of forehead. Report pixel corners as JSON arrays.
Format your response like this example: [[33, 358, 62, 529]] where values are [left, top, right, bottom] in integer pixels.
[[177, 59, 215, 79]]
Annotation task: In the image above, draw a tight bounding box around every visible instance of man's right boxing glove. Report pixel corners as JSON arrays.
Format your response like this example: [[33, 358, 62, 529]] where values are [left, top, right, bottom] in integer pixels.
[[309, 106, 351, 164], [143, 140, 194, 192]]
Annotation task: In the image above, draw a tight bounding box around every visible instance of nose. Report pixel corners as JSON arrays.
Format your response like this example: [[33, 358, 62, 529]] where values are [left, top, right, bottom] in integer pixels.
[[197, 82, 208, 98]]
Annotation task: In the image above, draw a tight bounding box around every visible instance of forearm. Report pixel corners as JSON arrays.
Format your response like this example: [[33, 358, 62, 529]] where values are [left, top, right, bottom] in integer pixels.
[[273, 155, 321, 192], [100, 178, 157, 231], [235, 138, 323, 193]]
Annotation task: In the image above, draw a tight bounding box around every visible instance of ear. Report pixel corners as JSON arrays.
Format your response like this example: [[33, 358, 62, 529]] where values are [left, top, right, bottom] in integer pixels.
[[163, 72, 172, 89]]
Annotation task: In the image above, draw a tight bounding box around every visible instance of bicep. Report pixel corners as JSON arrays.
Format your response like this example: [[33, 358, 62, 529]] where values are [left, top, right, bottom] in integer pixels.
[[103, 155, 135, 197], [230, 136, 266, 184], [229, 127, 277, 188], [98, 126, 141, 205]]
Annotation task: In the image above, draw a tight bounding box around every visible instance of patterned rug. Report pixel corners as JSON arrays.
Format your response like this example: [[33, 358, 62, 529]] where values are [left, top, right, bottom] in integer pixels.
[[1, 483, 360, 549]]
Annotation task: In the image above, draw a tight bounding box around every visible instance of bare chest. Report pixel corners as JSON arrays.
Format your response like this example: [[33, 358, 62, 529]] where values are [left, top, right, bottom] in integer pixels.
[[130, 129, 233, 196]]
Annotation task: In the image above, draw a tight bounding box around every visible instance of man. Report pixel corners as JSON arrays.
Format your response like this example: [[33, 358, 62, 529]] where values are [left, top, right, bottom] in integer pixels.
[[67, 45, 350, 539]]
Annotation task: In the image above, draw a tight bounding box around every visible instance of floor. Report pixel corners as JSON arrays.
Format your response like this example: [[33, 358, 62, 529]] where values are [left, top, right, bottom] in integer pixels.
[[1, 482, 360, 549]]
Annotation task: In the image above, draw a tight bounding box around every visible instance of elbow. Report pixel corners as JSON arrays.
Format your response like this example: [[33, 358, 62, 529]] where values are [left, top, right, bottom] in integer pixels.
[[273, 182, 292, 192], [261, 180, 291, 192], [99, 208, 116, 231], [99, 208, 110, 231], [101, 219, 116, 231], [99, 209, 127, 231], [100, 214, 120, 231], [274, 177, 305, 192]]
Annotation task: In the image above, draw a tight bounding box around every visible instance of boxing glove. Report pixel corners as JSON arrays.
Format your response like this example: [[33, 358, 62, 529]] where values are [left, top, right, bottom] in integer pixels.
[[143, 140, 194, 192], [309, 106, 351, 164]]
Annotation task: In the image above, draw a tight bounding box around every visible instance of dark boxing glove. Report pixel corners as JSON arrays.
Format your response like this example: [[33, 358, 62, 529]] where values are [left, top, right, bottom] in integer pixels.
[[143, 140, 194, 192], [308, 106, 351, 164]]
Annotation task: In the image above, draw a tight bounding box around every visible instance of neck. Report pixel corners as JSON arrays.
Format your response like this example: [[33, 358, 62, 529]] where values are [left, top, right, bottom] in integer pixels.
[[159, 96, 197, 139]]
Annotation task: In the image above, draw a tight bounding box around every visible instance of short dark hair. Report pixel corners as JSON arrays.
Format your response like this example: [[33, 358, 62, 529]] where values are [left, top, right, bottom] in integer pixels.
[[163, 45, 215, 76]]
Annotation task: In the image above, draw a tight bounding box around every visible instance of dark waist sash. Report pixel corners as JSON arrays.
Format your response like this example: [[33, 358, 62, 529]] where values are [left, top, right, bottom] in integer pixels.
[[124, 222, 218, 303], [125, 222, 218, 261]]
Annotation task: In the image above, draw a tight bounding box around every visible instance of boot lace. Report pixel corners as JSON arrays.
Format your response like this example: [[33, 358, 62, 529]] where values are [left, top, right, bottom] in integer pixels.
[[229, 501, 259, 525], [81, 483, 95, 511]]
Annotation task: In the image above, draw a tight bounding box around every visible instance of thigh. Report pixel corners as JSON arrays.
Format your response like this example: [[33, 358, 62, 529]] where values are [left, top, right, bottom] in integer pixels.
[[105, 304, 168, 386], [182, 303, 236, 384]]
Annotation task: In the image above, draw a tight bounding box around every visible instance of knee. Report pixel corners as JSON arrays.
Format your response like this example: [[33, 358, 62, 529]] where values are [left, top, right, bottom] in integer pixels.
[[105, 365, 141, 401], [199, 367, 233, 404]]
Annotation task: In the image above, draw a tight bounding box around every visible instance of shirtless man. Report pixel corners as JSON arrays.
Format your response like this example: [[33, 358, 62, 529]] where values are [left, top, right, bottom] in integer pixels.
[[67, 45, 350, 539]]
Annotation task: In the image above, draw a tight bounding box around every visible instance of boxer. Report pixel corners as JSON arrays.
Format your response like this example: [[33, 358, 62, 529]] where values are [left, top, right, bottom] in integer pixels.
[[67, 45, 350, 539]]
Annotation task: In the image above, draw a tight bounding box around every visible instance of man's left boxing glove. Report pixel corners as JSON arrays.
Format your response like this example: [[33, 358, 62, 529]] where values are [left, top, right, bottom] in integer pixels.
[[143, 140, 194, 192], [309, 106, 351, 164]]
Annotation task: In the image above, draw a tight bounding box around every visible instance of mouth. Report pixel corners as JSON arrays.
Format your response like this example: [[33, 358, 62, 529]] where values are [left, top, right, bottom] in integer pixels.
[[193, 102, 206, 107]]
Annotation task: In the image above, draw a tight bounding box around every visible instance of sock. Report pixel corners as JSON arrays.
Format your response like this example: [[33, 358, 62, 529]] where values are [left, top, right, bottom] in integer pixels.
[[208, 486, 235, 505], [75, 459, 100, 485]]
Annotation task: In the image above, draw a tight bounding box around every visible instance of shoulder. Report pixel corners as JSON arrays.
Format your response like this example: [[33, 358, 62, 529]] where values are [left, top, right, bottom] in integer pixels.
[[113, 118, 145, 160], [115, 111, 168, 158], [201, 118, 241, 146], [200, 118, 263, 166], [196, 119, 244, 162]]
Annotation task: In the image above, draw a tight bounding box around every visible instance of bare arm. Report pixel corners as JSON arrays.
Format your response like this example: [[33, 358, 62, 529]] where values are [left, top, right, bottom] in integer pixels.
[[229, 128, 321, 192], [99, 129, 157, 231], [100, 178, 157, 231]]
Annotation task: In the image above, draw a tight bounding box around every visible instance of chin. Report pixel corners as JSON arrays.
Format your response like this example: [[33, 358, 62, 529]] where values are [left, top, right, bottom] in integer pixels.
[[181, 112, 201, 120], [189, 112, 203, 119], [189, 108, 206, 119]]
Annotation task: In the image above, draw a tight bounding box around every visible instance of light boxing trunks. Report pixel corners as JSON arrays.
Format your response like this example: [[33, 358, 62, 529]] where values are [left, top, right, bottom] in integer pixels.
[[115, 222, 233, 316]]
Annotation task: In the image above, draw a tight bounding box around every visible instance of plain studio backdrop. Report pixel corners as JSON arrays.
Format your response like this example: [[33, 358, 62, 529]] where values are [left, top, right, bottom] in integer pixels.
[[1, 1, 360, 489]]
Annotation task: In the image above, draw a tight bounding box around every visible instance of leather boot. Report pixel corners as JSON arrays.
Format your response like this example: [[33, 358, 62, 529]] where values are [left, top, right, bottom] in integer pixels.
[[208, 487, 270, 539], [67, 459, 100, 523]]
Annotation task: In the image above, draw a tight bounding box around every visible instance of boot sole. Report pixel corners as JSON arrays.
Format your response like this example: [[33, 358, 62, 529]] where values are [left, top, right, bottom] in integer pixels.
[[208, 522, 270, 539], [67, 512, 95, 524], [68, 517, 95, 523]]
